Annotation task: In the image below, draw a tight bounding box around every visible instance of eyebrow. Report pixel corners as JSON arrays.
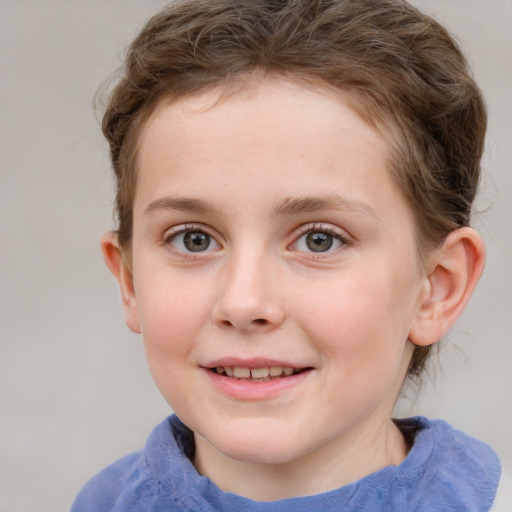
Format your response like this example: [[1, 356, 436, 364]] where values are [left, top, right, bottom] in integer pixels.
[[143, 194, 380, 221], [144, 197, 212, 215], [272, 195, 380, 221]]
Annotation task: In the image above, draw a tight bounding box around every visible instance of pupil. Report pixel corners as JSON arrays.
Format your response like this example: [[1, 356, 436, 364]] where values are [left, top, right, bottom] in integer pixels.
[[184, 232, 210, 252], [306, 232, 333, 252]]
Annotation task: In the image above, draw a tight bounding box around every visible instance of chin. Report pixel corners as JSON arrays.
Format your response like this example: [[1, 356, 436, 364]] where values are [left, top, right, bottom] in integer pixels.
[[204, 427, 309, 466]]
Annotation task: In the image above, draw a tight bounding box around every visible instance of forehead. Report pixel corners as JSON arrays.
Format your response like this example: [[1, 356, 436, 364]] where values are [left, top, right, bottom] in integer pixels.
[[138, 80, 388, 180], [134, 80, 411, 229]]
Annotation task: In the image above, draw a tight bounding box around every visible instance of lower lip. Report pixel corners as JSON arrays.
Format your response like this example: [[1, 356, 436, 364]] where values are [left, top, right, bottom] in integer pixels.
[[203, 368, 313, 400]]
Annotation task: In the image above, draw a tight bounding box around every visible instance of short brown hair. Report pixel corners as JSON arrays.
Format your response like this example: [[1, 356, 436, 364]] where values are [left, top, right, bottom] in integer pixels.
[[102, 0, 487, 378]]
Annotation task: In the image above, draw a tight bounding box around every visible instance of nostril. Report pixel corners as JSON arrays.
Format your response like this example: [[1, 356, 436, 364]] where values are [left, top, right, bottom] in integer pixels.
[[216, 317, 272, 330], [218, 318, 267, 329]]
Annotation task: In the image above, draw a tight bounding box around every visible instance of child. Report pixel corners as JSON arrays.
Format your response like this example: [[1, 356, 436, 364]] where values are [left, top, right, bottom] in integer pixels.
[[72, 0, 508, 510]]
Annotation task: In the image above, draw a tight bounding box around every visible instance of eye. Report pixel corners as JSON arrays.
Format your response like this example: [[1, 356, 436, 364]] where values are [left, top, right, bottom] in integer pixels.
[[293, 227, 347, 254], [166, 228, 220, 253]]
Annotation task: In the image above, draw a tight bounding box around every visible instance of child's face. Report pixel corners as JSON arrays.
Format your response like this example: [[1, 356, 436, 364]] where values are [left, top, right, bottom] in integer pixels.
[[124, 81, 429, 467]]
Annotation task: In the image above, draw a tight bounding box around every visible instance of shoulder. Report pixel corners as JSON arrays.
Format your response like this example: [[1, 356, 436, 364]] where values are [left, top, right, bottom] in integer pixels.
[[70, 451, 152, 512], [71, 416, 184, 512], [490, 471, 512, 512], [394, 417, 502, 511]]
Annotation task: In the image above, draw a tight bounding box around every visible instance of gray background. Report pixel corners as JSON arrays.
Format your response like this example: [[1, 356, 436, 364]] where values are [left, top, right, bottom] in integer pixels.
[[1, 1, 510, 511]]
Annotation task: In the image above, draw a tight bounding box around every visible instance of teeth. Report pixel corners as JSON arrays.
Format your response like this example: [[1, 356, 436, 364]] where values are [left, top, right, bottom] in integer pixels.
[[215, 365, 302, 380], [250, 367, 269, 378], [233, 367, 251, 378]]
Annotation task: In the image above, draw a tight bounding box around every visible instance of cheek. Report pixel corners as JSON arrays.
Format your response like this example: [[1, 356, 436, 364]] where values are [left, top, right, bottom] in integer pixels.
[[134, 271, 214, 413], [135, 270, 212, 357], [297, 268, 415, 366]]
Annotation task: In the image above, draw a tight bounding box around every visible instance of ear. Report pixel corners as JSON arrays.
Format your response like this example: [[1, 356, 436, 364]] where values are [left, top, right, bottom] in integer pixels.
[[408, 227, 485, 346], [101, 231, 141, 334]]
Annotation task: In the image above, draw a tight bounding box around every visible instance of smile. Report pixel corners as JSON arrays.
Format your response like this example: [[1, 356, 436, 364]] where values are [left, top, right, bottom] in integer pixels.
[[211, 366, 306, 381], [203, 361, 314, 400]]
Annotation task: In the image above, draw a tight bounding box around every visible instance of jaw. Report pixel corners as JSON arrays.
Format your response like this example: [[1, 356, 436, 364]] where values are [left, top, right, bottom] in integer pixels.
[[192, 409, 409, 502]]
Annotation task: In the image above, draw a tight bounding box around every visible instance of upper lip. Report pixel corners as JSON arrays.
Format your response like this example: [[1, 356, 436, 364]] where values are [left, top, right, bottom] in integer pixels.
[[202, 357, 310, 369]]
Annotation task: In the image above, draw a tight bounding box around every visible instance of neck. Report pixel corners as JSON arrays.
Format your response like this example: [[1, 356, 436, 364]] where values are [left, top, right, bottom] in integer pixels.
[[193, 418, 409, 502]]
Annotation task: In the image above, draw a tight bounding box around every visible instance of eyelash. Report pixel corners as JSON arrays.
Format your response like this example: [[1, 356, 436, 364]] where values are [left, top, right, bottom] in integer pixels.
[[290, 223, 351, 258], [162, 222, 350, 259], [163, 224, 221, 259]]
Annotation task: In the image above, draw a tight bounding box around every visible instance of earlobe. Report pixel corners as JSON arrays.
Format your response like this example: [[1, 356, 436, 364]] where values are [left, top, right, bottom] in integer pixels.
[[101, 232, 141, 334], [408, 227, 485, 347]]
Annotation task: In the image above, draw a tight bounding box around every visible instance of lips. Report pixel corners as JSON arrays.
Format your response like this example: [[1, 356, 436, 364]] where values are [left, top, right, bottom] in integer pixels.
[[212, 365, 304, 381], [203, 359, 313, 400], [203, 358, 312, 383]]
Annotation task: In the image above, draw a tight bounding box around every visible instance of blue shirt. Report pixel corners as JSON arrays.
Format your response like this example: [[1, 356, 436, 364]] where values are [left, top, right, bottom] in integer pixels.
[[72, 415, 501, 511]]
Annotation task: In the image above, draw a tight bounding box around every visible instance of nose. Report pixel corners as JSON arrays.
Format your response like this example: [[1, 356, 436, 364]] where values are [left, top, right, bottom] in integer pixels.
[[212, 251, 285, 333]]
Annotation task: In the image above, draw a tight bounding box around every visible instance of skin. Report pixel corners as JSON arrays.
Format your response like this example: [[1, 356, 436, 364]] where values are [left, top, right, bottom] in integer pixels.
[[103, 79, 486, 501]]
